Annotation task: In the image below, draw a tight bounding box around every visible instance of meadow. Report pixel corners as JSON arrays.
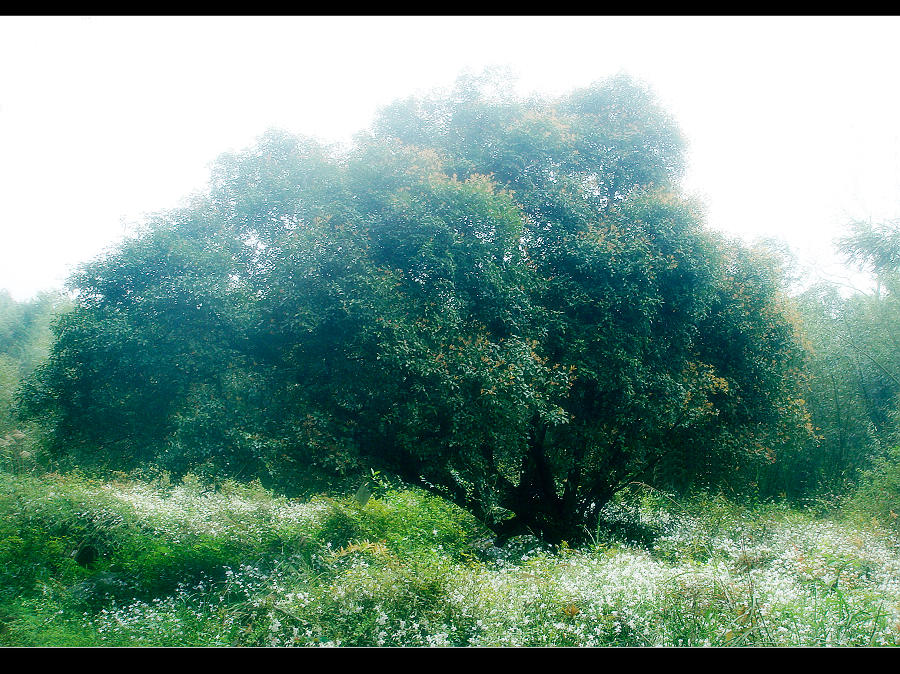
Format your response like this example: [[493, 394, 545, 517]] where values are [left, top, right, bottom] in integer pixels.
[[2, 467, 898, 647]]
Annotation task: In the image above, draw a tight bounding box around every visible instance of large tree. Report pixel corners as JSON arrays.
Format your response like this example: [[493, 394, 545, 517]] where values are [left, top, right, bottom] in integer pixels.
[[22, 73, 814, 543]]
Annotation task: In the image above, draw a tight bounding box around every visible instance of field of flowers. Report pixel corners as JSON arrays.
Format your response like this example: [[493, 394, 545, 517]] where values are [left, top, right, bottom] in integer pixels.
[[1, 470, 899, 647]]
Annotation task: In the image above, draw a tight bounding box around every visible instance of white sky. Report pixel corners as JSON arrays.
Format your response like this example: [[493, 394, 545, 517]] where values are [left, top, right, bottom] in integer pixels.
[[2, 15, 900, 300]]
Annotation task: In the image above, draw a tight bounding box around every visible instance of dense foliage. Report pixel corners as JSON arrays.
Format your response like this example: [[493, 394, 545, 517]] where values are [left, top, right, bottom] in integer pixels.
[[764, 220, 900, 499], [19, 73, 814, 543], [0, 290, 67, 428], [0, 291, 69, 473]]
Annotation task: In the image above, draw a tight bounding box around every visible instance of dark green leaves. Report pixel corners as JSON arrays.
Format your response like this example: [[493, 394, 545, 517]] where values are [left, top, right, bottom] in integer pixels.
[[23, 72, 814, 543]]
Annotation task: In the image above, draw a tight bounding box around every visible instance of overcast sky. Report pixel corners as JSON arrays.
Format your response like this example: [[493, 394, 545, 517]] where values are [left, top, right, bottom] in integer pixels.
[[2, 15, 899, 300]]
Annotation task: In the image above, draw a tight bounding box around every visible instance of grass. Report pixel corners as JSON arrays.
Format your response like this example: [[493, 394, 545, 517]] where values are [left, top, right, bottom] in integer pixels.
[[2, 469, 900, 646]]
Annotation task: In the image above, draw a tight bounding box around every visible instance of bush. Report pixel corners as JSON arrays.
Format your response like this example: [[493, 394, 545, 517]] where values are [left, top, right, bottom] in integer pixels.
[[845, 446, 900, 530]]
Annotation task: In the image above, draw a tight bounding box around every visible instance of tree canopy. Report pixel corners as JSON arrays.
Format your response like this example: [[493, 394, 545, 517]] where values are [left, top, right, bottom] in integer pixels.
[[21, 72, 814, 544]]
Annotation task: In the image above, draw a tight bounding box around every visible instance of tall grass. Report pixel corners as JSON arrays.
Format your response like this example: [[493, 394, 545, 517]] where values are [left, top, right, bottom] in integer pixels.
[[2, 469, 899, 646]]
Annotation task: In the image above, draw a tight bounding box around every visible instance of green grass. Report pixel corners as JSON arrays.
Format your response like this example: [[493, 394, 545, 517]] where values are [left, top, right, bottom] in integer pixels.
[[2, 469, 899, 646]]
